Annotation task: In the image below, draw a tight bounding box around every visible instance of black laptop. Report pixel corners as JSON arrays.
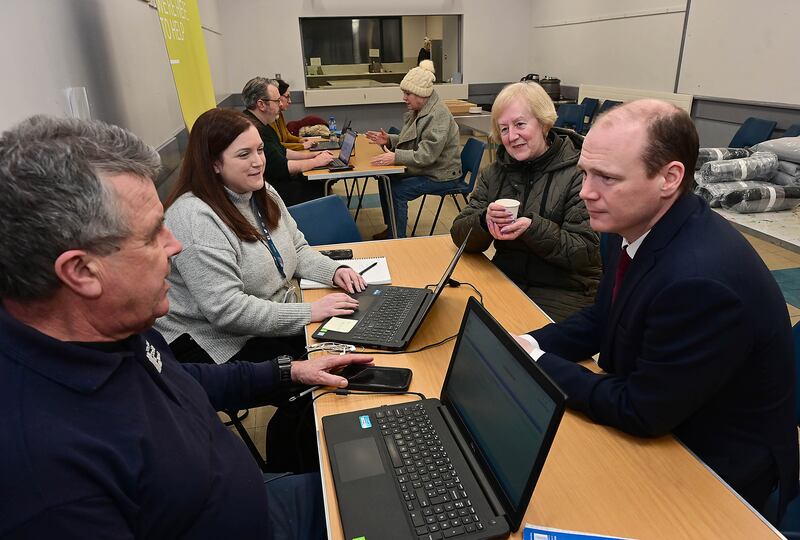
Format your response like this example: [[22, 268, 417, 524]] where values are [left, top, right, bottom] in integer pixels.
[[311, 119, 352, 150], [323, 297, 567, 540], [312, 230, 471, 350], [311, 128, 356, 171]]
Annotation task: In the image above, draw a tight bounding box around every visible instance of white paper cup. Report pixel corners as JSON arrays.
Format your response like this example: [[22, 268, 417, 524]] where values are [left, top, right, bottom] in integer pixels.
[[494, 198, 521, 220]]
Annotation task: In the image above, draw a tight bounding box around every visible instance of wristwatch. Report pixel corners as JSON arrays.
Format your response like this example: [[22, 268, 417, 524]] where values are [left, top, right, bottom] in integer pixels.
[[275, 355, 293, 386]]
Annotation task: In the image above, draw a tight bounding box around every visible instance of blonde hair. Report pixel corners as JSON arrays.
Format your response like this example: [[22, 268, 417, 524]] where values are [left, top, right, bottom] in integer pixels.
[[491, 82, 557, 143]]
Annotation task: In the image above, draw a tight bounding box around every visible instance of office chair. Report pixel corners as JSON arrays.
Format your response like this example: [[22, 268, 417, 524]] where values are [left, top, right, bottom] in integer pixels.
[[597, 99, 622, 116], [410, 137, 487, 236], [288, 195, 361, 245], [579, 97, 599, 133], [783, 124, 800, 138], [553, 104, 585, 133], [729, 117, 777, 148]]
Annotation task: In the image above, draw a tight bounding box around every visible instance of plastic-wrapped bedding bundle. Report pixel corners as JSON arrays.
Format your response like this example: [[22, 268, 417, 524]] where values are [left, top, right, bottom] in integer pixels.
[[771, 161, 800, 186], [780, 161, 800, 176], [695, 147, 752, 169], [772, 170, 800, 186], [695, 180, 777, 207], [720, 184, 800, 213], [699, 151, 778, 183], [753, 137, 800, 164]]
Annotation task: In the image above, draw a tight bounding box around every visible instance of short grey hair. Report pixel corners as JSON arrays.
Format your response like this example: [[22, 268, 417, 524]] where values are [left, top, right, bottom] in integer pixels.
[[0, 115, 161, 300], [242, 77, 279, 110]]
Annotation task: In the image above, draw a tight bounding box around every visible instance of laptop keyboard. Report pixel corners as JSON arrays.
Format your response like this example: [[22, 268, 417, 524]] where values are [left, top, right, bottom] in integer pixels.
[[377, 403, 484, 539], [350, 287, 424, 342], [328, 157, 347, 168]]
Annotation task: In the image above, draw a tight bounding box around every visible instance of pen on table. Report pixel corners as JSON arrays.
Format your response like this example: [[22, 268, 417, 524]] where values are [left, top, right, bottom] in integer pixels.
[[359, 262, 378, 276], [289, 385, 321, 402]]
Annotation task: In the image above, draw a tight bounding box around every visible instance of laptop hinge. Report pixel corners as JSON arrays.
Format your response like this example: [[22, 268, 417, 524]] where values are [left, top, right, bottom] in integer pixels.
[[439, 405, 506, 519], [399, 293, 432, 342]]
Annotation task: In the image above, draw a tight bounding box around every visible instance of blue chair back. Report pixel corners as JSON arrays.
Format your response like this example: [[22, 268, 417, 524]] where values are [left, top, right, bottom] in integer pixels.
[[287, 195, 361, 246], [729, 117, 777, 148], [597, 99, 622, 116], [580, 97, 600, 125], [554, 104, 585, 132], [459, 137, 488, 193], [784, 124, 800, 138]]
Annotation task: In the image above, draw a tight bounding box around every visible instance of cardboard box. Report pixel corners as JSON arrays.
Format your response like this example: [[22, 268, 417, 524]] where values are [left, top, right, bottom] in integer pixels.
[[445, 99, 477, 115]]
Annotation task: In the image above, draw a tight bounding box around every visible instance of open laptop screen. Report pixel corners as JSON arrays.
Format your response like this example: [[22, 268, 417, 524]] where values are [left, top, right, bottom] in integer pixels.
[[338, 130, 356, 162], [440, 299, 565, 529]]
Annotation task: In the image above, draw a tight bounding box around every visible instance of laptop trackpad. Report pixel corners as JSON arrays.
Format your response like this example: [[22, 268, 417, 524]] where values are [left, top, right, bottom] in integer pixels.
[[334, 438, 385, 482]]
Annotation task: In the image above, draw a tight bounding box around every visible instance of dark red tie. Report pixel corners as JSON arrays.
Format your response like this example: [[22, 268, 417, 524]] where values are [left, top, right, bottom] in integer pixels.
[[612, 247, 632, 303]]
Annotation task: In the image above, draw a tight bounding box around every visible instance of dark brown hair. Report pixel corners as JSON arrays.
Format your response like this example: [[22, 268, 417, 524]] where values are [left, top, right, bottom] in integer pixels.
[[276, 79, 290, 96], [164, 108, 279, 240], [640, 106, 699, 196]]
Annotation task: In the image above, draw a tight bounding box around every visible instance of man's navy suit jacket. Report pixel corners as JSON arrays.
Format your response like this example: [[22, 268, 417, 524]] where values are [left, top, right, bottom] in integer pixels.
[[532, 194, 798, 512]]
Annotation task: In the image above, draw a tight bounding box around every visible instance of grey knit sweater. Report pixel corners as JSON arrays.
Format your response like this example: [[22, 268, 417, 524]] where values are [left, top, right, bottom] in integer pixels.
[[154, 187, 340, 363]]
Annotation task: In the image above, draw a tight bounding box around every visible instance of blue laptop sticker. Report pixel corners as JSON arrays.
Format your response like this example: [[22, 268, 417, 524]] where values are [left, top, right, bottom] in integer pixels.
[[372, 289, 382, 296], [359, 415, 372, 429]]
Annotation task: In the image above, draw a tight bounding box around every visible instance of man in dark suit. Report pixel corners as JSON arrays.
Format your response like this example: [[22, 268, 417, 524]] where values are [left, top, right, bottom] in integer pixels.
[[515, 99, 798, 519]]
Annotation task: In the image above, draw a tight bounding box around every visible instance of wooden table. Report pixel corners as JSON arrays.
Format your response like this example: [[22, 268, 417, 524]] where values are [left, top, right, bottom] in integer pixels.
[[303, 235, 780, 539], [304, 134, 405, 238], [714, 207, 800, 254]]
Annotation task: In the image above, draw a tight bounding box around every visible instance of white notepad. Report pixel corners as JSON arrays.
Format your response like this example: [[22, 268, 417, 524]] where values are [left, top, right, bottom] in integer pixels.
[[299, 257, 391, 289]]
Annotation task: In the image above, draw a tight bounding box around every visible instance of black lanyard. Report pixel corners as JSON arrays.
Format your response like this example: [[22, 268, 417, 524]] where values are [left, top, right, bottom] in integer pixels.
[[250, 197, 286, 279]]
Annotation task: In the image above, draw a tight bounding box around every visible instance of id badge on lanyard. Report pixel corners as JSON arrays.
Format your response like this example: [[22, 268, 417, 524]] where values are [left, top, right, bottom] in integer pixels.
[[250, 198, 286, 279]]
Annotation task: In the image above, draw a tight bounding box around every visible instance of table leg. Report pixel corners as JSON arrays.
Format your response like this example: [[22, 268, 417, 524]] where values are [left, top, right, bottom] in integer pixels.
[[378, 175, 398, 239]]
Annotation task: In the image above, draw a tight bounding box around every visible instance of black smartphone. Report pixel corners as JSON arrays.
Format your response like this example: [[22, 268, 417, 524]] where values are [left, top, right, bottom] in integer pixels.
[[338, 365, 412, 392], [320, 249, 353, 260]]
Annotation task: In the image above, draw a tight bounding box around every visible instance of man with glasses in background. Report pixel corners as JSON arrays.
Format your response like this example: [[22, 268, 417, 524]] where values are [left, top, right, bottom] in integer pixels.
[[242, 76, 332, 204]]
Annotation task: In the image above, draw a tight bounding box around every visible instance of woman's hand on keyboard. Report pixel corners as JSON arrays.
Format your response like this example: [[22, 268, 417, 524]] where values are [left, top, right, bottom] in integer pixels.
[[311, 292, 359, 321], [312, 151, 335, 167], [333, 267, 367, 293]]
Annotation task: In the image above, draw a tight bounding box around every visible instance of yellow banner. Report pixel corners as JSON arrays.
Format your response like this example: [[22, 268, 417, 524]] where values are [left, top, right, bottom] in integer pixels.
[[156, 0, 216, 131]]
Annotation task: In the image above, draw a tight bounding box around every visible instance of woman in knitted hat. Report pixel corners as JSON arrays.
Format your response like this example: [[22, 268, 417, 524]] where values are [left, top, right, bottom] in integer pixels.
[[366, 60, 462, 238]]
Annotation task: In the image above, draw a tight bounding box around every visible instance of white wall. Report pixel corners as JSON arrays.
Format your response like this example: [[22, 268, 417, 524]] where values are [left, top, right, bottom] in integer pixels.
[[402, 16, 427, 59], [529, 0, 687, 92], [219, 0, 532, 94], [0, 0, 227, 147], [678, 0, 800, 104], [529, 0, 800, 107]]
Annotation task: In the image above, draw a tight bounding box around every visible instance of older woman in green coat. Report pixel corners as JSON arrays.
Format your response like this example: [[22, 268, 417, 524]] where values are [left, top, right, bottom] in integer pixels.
[[450, 82, 601, 321]]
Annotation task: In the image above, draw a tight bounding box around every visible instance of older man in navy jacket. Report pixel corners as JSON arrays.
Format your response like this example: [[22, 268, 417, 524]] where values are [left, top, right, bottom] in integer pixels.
[[517, 100, 798, 520], [0, 116, 372, 539]]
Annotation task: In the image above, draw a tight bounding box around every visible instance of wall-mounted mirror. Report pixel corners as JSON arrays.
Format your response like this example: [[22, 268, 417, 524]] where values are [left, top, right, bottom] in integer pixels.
[[300, 15, 462, 90]]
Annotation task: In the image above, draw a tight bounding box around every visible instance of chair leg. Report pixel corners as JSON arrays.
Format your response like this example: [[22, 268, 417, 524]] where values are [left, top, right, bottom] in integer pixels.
[[226, 409, 268, 472], [345, 179, 355, 206], [411, 194, 428, 237], [353, 177, 369, 222], [451, 194, 462, 213], [429, 196, 447, 236]]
